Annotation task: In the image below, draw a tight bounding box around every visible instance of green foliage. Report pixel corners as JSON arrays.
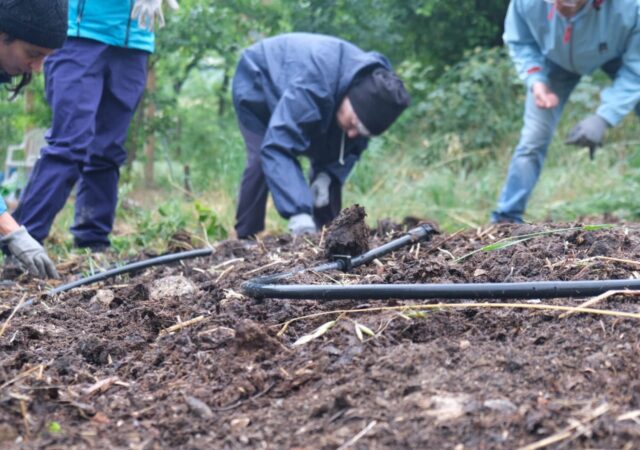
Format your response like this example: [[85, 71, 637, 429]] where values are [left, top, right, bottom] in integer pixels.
[[111, 200, 189, 253], [47, 421, 62, 434], [286, 0, 507, 72], [416, 47, 524, 165], [195, 200, 228, 241]]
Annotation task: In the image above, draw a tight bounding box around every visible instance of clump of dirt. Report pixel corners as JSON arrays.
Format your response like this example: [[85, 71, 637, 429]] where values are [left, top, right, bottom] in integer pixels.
[[324, 204, 370, 257], [234, 319, 281, 354]]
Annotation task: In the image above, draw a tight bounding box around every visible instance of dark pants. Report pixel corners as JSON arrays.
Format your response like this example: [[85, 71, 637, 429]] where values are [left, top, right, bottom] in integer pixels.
[[234, 125, 341, 239], [13, 38, 148, 248]]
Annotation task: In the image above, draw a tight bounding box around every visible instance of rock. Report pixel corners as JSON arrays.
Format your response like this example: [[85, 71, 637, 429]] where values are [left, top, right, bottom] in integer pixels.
[[185, 396, 214, 419], [90, 289, 115, 307], [0, 423, 17, 442], [149, 276, 198, 301], [230, 417, 251, 433], [483, 399, 517, 414], [408, 393, 478, 423]]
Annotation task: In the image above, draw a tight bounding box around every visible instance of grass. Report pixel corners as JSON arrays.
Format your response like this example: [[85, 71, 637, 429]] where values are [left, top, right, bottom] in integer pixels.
[[12, 48, 639, 257], [40, 107, 640, 259]]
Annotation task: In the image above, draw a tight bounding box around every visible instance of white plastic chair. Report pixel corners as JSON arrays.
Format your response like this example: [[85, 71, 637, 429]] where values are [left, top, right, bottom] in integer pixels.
[[4, 128, 46, 182]]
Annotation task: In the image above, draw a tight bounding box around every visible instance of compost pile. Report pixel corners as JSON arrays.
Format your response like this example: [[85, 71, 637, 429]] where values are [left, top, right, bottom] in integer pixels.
[[2, 208, 640, 449]]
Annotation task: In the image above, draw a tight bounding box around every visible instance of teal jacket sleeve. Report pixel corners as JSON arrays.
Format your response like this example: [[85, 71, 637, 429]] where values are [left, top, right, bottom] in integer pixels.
[[503, 0, 549, 89], [597, 11, 640, 126]]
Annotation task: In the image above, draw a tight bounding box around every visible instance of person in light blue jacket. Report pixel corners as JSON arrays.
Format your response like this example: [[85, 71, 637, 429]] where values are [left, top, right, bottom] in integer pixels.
[[12, 0, 177, 251], [491, 0, 640, 223]]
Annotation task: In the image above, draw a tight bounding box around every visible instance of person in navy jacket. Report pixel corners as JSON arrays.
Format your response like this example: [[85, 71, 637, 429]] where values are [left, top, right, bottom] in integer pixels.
[[232, 33, 410, 238]]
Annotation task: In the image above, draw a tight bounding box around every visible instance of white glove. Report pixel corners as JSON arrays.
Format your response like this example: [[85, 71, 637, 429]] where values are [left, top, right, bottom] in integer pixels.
[[287, 214, 317, 236], [310, 172, 331, 208], [132, 0, 179, 31], [1, 226, 59, 279]]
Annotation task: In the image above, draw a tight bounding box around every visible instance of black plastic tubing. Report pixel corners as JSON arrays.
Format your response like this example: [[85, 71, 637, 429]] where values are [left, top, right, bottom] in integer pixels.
[[242, 226, 640, 301], [10, 247, 214, 313], [48, 247, 214, 296]]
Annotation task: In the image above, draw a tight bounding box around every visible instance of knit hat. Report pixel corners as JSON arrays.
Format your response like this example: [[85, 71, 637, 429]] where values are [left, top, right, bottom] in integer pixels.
[[347, 68, 411, 136], [0, 0, 68, 49]]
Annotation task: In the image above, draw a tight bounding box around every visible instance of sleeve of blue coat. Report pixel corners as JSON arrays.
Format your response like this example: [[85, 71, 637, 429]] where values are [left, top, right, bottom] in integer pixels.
[[597, 14, 640, 126], [0, 196, 7, 215], [504, 0, 549, 89], [261, 85, 331, 219]]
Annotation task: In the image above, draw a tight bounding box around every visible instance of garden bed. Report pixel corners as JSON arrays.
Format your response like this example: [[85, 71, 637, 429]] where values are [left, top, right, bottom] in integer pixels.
[[2, 209, 640, 449]]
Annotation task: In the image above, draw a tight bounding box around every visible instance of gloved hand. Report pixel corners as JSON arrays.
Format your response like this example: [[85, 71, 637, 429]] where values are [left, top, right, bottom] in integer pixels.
[[565, 114, 610, 160], [310, 172, 332, 208], [132, 0, 179, 31], [288, 214, 317, 236], [1, 226, 59, 279]]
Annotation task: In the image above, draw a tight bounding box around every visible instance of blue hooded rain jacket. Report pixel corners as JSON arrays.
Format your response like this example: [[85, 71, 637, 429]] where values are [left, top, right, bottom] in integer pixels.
[[232, 33, 392, 219]]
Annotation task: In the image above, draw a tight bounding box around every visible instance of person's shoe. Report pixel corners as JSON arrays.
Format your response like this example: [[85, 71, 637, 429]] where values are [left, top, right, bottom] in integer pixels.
[[74, 239, 110, 254]]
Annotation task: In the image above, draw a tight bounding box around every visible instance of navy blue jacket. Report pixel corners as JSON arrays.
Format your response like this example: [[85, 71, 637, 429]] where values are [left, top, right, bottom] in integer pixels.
[[232, 33, 392, 218]]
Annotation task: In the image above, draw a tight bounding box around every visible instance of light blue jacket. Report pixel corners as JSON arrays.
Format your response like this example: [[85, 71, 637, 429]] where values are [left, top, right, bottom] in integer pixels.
[[504, 0, 640, 125], [68, 0, 155, 53]]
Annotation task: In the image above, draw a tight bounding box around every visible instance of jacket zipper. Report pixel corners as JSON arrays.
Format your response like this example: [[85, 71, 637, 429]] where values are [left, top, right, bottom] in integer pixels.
[[76, 0, 86, 38], [565, 23, 575, 72], [125, 0, 134, 47]]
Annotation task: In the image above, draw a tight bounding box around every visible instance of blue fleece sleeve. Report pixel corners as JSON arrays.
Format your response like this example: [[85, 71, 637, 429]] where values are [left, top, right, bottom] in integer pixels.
[[504, 0, 549, 89], [597, 12, 640, 126], [0, 196, 6, 215], [261, 85, 332, 219]]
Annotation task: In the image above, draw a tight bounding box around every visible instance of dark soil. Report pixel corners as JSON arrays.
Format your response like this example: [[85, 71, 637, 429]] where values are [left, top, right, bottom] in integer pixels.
[[324, 204, 370, 258], [2, 217, 640, 449]]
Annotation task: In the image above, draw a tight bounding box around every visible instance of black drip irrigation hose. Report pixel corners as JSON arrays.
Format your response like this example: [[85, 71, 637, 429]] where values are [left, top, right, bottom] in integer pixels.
[[15, 247, 214, 311], [242, 226, 640, 301]]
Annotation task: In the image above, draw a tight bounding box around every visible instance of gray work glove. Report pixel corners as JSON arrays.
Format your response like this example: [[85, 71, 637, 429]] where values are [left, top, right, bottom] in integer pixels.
[[310, 172, 332, 208], [565, 114, 610, 160], [287, 213, 317, 236], [1, 226, 59, 279], [132, 0, 179, 31]]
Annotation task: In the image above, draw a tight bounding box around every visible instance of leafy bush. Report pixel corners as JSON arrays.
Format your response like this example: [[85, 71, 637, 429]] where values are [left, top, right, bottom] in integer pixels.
[[415, 47, 524, 165]]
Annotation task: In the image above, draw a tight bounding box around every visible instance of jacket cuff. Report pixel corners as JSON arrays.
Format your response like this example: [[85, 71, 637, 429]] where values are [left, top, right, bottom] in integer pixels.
[[526, 72, 549, 90], [595, 106, 621, 127]]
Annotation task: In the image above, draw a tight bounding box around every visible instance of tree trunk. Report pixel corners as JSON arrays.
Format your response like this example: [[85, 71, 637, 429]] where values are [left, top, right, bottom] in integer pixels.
[[144, 68, 156, 188], [218, 65, 230, 117]]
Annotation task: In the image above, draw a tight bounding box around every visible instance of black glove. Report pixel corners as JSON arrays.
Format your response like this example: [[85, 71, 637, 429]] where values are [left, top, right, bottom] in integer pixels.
[[565, 114, 610, 160]]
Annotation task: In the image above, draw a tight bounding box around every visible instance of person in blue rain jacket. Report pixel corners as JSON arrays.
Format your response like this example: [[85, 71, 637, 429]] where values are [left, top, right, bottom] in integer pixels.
[[491, 0, 640, 223], [12, 0, 177, 251], [232, 33, 411, 238]]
